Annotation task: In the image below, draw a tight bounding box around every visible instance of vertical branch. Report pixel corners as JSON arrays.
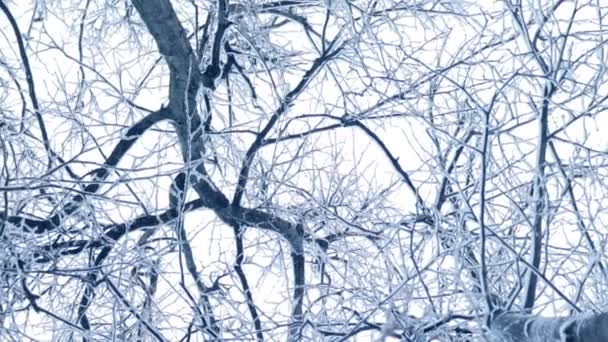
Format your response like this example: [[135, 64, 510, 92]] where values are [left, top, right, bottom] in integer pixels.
[[289, 242, 305, 341], [170, 173, 220, 338], [478, 108, 493, 311], [523, 85, 550, 310], [201, 0, 231, 89], [75, 246, 112, 340], [232, 224, 264, 341]]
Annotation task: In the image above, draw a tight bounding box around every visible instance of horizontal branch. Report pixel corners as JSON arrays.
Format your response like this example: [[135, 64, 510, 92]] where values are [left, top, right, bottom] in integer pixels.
[[490, 310, 608, 342], [32, 198, 206, 263], [32, 195, 305, 263]]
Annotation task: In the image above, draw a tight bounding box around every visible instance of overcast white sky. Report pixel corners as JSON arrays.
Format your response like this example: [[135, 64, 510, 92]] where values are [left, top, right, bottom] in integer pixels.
[[2, 0, 608, 341]]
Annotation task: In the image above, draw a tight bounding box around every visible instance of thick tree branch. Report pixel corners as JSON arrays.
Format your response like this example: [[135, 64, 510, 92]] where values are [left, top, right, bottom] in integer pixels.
[[131, 1, 344, 338], [201, 0, 231, 89], [490, 310, 608, 342]]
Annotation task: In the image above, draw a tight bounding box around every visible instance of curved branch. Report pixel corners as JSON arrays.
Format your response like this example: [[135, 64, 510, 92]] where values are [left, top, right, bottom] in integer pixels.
[[32, 197, 205, 263], [0, 1, 51, 167], [232, 46, 342, 208], [0, 108, 171, 234]]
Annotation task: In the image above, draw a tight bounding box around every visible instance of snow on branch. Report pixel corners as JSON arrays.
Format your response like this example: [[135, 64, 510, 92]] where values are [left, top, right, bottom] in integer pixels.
[[490, 310, 608, 342]]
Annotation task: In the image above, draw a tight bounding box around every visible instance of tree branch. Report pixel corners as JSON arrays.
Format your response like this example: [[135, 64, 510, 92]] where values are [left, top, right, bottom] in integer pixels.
[[1, 108, 171, 234], [232, 45, 343, 208], [0, 1, 52, 167], [490, 310, 608, 342]]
